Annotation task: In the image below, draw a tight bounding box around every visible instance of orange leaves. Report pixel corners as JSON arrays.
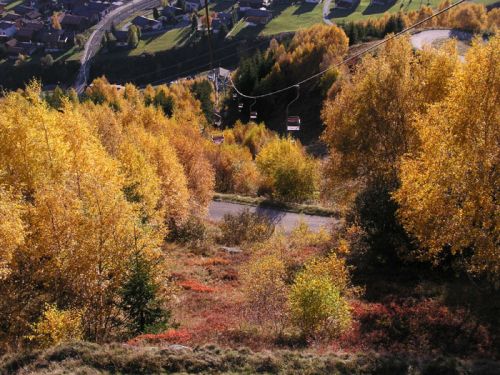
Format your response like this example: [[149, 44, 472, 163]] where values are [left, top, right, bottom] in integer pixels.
[[179, 280, 216, 293]]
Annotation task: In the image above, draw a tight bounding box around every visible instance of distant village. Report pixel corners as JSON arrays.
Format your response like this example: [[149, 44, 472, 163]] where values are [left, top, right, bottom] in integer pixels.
[[0, 0, 278, 62]]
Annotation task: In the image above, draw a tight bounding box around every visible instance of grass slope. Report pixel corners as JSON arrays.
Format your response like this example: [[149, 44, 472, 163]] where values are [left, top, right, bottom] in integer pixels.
[[2, 341, 499, 374], [128, 27, 192, 56]]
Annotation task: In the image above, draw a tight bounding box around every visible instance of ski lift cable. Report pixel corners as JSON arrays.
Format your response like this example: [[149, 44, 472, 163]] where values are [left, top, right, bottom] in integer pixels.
[[144, 40, 271, 87], [229, 0, 466, 99], [123, 38, 272, 85]]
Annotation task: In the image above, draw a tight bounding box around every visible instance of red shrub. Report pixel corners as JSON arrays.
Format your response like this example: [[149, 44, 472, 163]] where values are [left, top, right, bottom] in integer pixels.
[[338, 298, 493, 357], [179, 279, 216, 293], [199, 257, 231, 266]]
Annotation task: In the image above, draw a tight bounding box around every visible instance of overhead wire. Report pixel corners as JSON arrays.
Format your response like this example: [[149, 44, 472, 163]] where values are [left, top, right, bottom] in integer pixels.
[[229, 0, 466, 99], [142, 39, 271, 86], [119, 37, 271, 85]]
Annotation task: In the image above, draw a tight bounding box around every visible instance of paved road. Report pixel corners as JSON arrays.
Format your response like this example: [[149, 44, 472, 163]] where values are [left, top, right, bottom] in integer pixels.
[[323, 0, 333, 25], [410, 29, 472, 51], [208, 201, 338, 233], [74, 0, 159, 94]]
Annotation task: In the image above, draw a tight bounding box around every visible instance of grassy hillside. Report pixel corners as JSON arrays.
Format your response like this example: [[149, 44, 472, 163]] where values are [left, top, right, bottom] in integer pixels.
[[2, 341, 499, 374]]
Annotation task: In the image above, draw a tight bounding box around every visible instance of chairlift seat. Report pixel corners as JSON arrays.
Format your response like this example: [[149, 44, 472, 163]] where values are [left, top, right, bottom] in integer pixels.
[[212, 135, 224, 145], [250, 111, 258, 120], [287, 116, 301, 125]]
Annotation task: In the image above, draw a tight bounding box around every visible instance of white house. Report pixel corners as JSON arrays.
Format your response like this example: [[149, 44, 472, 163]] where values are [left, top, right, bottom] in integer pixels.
[[184, 0, 200, 11], [0, 21, 17, 38]]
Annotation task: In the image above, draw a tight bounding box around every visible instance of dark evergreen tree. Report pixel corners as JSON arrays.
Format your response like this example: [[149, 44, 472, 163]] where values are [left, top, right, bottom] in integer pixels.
[[120, 254, 170, 335], [153, 7, 160, 19], [154, 90, 174, 117], [191, 79, 214, 122]]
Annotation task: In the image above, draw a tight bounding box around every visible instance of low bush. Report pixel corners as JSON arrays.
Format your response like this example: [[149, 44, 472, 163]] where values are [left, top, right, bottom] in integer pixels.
[[167, 216, 213, 248], [345, 298, 493, 357], [289, 255, 353, 341], [26, 304, 83, 349], [218, 209, 275, 246]]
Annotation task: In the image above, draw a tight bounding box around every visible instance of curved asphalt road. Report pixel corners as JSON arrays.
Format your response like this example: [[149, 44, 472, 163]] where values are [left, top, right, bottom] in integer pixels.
[[74, 0, 159, 94], [323, 0, 333, 25], [410, 29, 472, 51], [208, 201, 338, 233]]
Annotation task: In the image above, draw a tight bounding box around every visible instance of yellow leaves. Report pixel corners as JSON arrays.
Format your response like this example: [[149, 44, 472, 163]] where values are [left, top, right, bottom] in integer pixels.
[[394, 36, 500, 279], [0, 78, 215, 343], [210, 143, 260, 195], [0, 187, 24, 278], [289, 255, 352, 339], [256, 137, 318, 203], [265, 25, 348, 86], [240, 252, 289, 332], [321, 36, 459, 183], [27, 304, 83, 348]]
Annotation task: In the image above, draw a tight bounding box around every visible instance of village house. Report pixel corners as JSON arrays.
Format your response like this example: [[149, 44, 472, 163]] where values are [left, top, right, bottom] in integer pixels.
[[15, 19, 44, 42], [12, 4, 36, 15], [239, 0, 272, 11], [244, 8, 271, 24], [184, 0, 200, 12], [39, 29, 69, 51], [5, 38, 38, 57], [0, 20, 16, 38], [72, 1, 113, 24], [59, 12, 88, 31], [15, 25, 36, 41], [131, 15, 162, 31], [1, 12, 23, 26], [61, 0, 85, 11], [112, 29, 128, 46], [334, 0, 355, 8]]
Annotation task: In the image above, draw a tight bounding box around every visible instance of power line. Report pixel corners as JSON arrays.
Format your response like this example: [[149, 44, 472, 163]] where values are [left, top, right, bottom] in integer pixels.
[[116, 37, 270, 85], [230, 0, 466, 99], [138, 39, 272, 86]]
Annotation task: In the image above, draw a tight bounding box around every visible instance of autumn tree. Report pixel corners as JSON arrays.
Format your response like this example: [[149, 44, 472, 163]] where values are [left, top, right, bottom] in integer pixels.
[[241, 254, 288, 333], [0, 187, 24, 278], [27, 304, 83, 349], [322, 37, 459, 267], [209, 143, 260, 195], [51, 12, 61, 30], [256, 137, 318, 202], [0, 83, 164, 347], [128, 25, 140, 47], [394, 37, 500, 280], [289, 255, 351, 340], [322, 36, 458, 183]]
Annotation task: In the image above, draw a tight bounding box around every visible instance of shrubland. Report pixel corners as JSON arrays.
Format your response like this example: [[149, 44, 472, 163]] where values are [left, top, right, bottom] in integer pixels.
[[0, 77, 214, 351], [0, 13, 499, 373]]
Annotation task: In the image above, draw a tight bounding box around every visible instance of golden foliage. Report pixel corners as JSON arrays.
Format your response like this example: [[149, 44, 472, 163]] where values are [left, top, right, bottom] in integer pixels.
[[322, 36, 459, 183], [27, 304, 83, 348], [394, 37, 500, 279], [240, 254, 288, 333], [209, 143, 260, 195], [0, 187, 24, 278], [256, 137, 318, 202], [0, 78, 215, 347], [289, 255, 351, 339]]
